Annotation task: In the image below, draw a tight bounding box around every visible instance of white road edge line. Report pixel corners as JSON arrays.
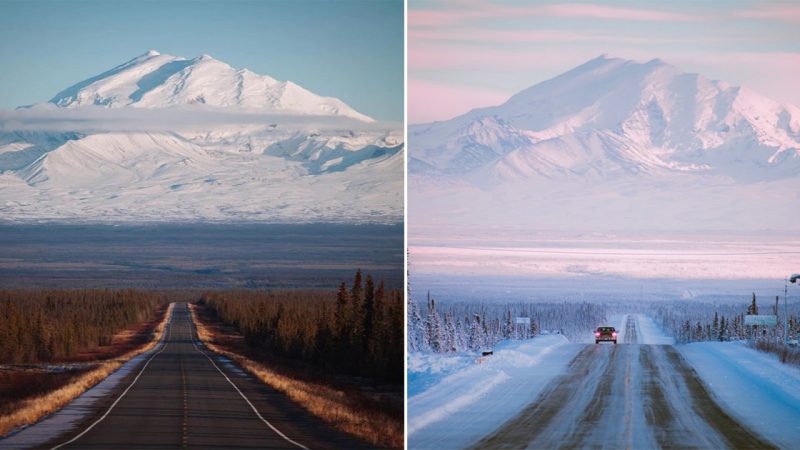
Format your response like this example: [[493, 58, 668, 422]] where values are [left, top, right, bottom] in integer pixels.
[[51, 302, 176, 450], [187, 308, 310, 450]]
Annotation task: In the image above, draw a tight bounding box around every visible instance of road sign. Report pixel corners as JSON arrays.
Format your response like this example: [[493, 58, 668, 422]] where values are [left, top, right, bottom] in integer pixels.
[[515, 317, 530, 325], [744, 315, 777, 326]]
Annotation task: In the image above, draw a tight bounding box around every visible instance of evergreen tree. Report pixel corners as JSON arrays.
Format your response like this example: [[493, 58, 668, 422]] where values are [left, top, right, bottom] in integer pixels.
[[444, 311, 457, 352], [712, 312, 719, 338], [748, 292, 758, 315], [504, 310, 514, 339], [407, 293, 424, 352], [334, 282, 349, 336], [426, 294, 443, 352], [470, 313, 483, 352], [362, 274, 375, 352]]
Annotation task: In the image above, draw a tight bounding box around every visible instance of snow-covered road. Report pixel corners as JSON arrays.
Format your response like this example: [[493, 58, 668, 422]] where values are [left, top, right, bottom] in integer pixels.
[[409, 314, 793, 449], [475, 330, 771, 449]]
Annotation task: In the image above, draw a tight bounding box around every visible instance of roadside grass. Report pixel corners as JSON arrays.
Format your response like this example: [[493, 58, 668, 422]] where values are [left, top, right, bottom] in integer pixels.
[[189, 303, 402, 449], [0, 370, 89, 417], [750, 340, 800, 367], [0, 303, 173, 437]]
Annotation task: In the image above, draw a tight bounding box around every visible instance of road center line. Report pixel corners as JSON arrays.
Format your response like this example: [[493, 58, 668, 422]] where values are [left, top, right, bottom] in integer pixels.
[[185, 309, 310, 450]]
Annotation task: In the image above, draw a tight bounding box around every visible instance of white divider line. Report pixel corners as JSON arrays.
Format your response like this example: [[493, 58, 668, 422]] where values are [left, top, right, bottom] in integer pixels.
[[186, 309, 309, 450], [51, 303, 176, 450]]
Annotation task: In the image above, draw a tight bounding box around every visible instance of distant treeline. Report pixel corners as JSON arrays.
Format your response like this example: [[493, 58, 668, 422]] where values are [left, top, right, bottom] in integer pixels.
[[652, 293, 800, 344], [0, 290, 163, 364], [200, 270, 403, 383], [408, 292, 609, 353]]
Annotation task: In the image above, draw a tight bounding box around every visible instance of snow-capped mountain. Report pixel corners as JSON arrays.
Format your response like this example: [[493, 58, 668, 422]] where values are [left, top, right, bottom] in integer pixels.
[[0, 51, 402, 223], [50, 50, 373, 121], [409, 55, 800, 231]]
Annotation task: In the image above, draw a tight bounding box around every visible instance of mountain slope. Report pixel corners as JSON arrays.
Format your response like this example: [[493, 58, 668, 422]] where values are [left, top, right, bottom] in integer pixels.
[[409, 55, 800, 231]]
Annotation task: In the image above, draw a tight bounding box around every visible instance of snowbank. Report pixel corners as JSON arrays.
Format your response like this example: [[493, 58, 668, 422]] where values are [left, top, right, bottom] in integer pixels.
[[408, 335, 581, 449], [680, 341, 800, 449], [407, 353, 475, 397]]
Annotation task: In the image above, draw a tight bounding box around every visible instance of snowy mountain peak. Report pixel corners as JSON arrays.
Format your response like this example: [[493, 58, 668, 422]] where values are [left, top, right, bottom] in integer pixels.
[[47, 51, 373, 121]]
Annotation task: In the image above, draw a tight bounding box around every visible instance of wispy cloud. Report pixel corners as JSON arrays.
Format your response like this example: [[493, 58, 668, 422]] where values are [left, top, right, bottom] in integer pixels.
[[0, 105, 402, 133], [409, 43, 592, 70], [410, 1, 701, 28], [542, 3, 699, 22], [409, 27, 728, 46], [733, 4, 800, 21]]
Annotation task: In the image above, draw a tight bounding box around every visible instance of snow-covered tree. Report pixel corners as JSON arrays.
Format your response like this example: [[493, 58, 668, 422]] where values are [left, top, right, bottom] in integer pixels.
[[425, 293, 444, 353]]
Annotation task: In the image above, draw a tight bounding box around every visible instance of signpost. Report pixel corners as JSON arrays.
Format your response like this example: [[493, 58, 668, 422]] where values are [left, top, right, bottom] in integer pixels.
[[514, 317, 531, 339], [744, 315, 777, 326]]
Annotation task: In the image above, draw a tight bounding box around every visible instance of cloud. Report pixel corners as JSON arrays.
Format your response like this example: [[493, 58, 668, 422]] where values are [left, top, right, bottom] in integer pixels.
[[543, 3, 699, 22], [0, 105, 402, 133], [409, 1, 700, 28], [410, 27, 718, 46], [410, 28, 588, 44], [408, 78, 509, 124], [733, 4, 800, 21], [409, 42, 595, 70]]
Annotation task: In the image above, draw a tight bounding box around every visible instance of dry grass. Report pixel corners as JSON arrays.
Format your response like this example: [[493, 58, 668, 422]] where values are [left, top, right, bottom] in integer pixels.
[[751, 339, 800, 366], [189, 304, 402, 449], [0, 303, 173, 437]]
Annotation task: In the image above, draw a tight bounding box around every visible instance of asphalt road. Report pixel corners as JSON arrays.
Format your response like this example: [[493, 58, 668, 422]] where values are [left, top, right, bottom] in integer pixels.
[[44, 303, 372, 450], [472, 316, 775, 450]]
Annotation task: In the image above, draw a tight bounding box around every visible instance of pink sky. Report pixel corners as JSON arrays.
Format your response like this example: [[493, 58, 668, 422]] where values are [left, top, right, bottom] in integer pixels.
[[409, 0, 800, 123]]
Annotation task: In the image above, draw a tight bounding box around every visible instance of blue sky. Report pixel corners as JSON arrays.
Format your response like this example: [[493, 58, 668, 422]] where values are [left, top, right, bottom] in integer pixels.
[[410, 0, 800, 123], [0, 0, 403, 121]]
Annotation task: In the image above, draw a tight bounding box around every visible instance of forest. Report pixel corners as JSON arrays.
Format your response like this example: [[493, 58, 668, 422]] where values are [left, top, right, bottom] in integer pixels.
[[649, 293, 800, 344], [408, 292, 609, 353], [0, 289, 164, 364], [408, 290, 800, 357], [200, 270, 404, 383]]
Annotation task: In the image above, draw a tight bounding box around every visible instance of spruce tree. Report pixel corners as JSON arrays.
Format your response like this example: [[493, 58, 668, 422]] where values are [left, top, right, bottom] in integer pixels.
[[712, 312, 719, 338], [426, 295, 443, 353], [470, 313, 483, 352], [748, 292, 758, 315], [334, 282, 349, 336], [362, 274, 375, 352]]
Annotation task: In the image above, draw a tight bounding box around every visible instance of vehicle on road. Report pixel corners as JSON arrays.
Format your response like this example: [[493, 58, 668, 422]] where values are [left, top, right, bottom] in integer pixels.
[[595, 326, 617, 344]]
